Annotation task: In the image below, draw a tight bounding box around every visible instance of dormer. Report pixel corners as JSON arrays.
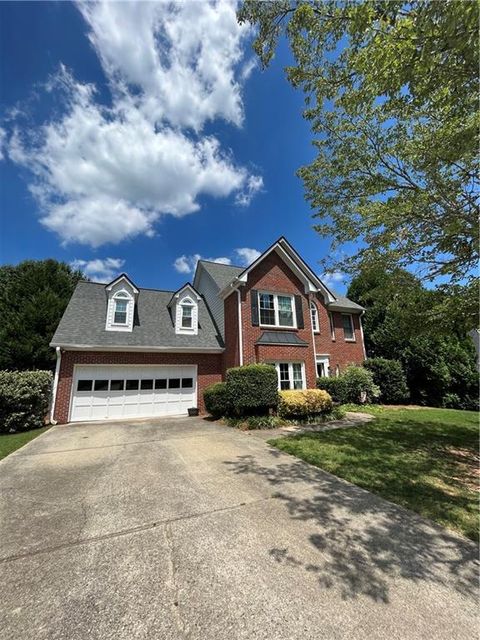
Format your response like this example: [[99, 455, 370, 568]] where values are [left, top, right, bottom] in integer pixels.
[[104, 274, 139, 332], [168, 284, 201, 335]]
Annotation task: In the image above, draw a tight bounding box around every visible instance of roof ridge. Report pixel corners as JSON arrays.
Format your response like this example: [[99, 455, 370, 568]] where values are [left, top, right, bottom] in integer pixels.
[[78, 281, 175, 294], [199, 259, 243, 269]]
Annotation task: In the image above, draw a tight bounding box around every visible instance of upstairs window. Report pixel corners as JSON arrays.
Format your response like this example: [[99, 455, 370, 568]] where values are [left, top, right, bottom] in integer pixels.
[[310, 301, 319, 332], [114, 298, 128, 324], [328, 312, 336, 340], [181, 299, 193, 329], [258, 292, 295, 328], [342, 313, 355, 341]]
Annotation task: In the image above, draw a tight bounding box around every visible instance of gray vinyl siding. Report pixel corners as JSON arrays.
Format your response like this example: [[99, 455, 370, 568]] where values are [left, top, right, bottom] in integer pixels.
[[195, 268, 226, 338]]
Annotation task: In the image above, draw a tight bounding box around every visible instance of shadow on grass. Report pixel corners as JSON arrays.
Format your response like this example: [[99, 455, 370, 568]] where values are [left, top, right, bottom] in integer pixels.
[[224, 448, 479, 604]]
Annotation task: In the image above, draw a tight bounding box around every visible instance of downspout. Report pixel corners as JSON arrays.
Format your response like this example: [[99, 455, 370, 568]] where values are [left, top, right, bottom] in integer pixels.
[[50, 346, 61, 424], [237, 289, 243, 366], [359, 311, 367, 360], [309, 294, 317, 383]]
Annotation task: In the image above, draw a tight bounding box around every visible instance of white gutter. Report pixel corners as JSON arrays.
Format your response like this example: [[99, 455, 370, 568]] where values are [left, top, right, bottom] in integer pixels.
[[49, 344, 224, 353], [237, 288, 243, 366], [50, 346, 61, 424], [359, 311, 367, 360], [309, 294, 317, 379]]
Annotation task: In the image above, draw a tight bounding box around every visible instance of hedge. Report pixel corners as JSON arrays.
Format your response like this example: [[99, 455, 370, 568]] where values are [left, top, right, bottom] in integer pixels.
[[0, 370, 53, 434], [317, 365, 380, 404], [278, 389, 333, 419], [225, 364, 279, 416], [364, 358, 410, 404], [203, 382, 230, 418]]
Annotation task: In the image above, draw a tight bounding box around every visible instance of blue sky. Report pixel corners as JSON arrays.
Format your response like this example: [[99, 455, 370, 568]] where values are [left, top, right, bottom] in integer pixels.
[[0, 1, 347, 293]]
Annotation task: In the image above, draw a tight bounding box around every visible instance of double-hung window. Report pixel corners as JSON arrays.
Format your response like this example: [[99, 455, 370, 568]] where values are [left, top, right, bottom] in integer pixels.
[[181, 301, 193, 329], [274, 362, 305, 390], [342, 313, 355, 341], [113, 293, 129, 324], [258, 292, 295, 328], [310, 302, 319, 332]]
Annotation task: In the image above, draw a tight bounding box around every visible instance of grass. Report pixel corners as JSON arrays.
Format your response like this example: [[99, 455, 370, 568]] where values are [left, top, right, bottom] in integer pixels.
[[269, 406, 479, 541], [0, 427, 50, 461]]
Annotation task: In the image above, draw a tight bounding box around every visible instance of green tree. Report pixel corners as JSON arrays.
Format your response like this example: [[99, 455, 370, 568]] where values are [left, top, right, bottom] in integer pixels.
[[239, 0, 479, 328], [0, 260, 83, 371], [347, 267, 478, 408]]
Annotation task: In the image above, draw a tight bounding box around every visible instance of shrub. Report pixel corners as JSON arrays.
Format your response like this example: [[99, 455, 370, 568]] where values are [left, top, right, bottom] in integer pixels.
[[203, 382, 230, 418], [316, 376, 343, 401], [0, 370, 52, 434], [226, 364, 279, 416], [364, 357, 410, 404], [225, 415, 284, 430], [278, 389, 333, 419], [338, 365, 380, 404]]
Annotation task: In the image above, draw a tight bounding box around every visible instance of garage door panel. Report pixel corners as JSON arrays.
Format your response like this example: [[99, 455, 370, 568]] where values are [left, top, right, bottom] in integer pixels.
[[71, 365, 197, 422]]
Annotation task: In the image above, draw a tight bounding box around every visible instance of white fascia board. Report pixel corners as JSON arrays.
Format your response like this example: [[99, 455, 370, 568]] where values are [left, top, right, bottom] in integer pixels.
[[169, 283, 202, 306], [105, 274, 139, 294], [50, 344, 224, 353]]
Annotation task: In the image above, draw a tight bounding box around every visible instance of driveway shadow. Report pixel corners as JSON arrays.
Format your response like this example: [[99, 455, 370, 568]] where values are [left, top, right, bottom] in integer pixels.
[[224, 451, 478, 604]]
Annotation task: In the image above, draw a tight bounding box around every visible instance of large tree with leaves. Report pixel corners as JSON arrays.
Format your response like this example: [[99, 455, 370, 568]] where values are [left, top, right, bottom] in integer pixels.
[[239, 0, 479, 328], [347, 266, 479, 409], [0, 260, 83, 371]]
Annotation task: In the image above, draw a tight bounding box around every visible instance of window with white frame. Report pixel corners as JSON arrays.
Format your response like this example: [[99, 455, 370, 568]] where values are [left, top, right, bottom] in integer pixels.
[[113, 292, 129, 324], [181, 299, 194, 329], [258, 292, 295, 328], [272, 362, 305, 390], [310, 301, 319, 332], [316, 356, 330, 378], [342, 313, 355, 341], [328, 312, 336, 340]]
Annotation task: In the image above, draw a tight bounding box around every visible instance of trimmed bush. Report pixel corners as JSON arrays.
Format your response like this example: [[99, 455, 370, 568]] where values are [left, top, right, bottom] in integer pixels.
[[203, 382, 230, 418], [278, 389, 333, 419], [316, 376, 343, 401], [364, 357, 410, 404], [226, 364, 279, 416], [337, 365, 380, 404], [0, 370, 52, 434]]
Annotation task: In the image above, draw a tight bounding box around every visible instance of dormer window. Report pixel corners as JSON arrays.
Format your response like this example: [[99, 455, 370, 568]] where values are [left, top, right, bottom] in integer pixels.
[[181, 299, 194, 329], [114, 294, 128, 324], [104, 275, 137, 332]]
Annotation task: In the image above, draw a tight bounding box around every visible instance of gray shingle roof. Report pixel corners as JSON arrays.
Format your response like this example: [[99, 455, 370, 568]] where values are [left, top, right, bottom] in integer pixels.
[[51, 282, 224, 350], [255, 331, 308, 346], [197, 260, 363, 312], [198, 260, 243, 290]]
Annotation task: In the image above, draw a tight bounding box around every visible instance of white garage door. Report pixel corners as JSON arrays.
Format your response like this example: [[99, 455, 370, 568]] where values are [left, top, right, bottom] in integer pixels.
[[71, 365, 197, 422]]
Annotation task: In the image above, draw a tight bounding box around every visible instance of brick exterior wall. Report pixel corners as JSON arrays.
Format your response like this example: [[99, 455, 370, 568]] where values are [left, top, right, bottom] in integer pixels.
[[53, 248, 365, 423], [54, 351, 222, 423], [223, 250, 365, 385]]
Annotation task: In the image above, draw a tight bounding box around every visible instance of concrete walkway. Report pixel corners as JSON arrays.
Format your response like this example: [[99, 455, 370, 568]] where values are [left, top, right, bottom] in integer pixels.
[[0, 417, 477, 640]]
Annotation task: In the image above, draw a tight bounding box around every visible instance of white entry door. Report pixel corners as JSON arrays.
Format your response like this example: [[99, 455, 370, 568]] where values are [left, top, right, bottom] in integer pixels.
[[70, 365, 197, 422]]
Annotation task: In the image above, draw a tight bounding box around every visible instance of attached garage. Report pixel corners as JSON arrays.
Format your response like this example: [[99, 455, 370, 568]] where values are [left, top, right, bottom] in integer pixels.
[[70, 365, 197, 422]]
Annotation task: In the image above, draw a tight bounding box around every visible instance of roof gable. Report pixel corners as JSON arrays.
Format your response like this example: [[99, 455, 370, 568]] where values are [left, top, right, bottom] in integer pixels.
[[105, 273, 139, 294]]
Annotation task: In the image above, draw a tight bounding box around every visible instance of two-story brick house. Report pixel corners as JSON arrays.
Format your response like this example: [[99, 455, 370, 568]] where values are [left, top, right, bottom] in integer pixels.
[[50, 237, 365, 423]]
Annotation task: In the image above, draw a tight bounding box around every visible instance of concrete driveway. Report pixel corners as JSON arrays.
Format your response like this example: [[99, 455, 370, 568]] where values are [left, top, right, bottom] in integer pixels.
[[0, 418, 477, 640]]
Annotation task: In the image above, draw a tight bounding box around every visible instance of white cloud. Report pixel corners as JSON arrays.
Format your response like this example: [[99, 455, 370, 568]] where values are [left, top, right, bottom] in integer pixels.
[[235, 247, 260, 265], [235, 174, 264, 206], [4, 1, 262, 248], [321, 271, 346, 288], [70, 257, 125, 282], [174, 245, 261, 274], [173, 253, 231, 275], [0, 127, 6, 161]]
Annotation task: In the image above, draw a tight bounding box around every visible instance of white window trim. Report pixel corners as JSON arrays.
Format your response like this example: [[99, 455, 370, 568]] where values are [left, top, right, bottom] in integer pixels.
[[310, 301, 319, 333], [341, 313, 356, 342], [316, 355, 330, 378], [176, 295, 198, 335], [258, 291, 297, 329], [268, 361, 306, 391], [106, 288, 134, 332]]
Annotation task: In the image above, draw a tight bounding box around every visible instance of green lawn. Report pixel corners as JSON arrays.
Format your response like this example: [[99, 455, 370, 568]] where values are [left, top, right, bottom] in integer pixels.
[[269, 406, 479, 541], [0, 427, 50, 461]]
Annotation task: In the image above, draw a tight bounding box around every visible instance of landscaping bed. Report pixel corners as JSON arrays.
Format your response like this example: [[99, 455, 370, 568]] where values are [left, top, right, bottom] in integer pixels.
[[268, 406, 479, 541]]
